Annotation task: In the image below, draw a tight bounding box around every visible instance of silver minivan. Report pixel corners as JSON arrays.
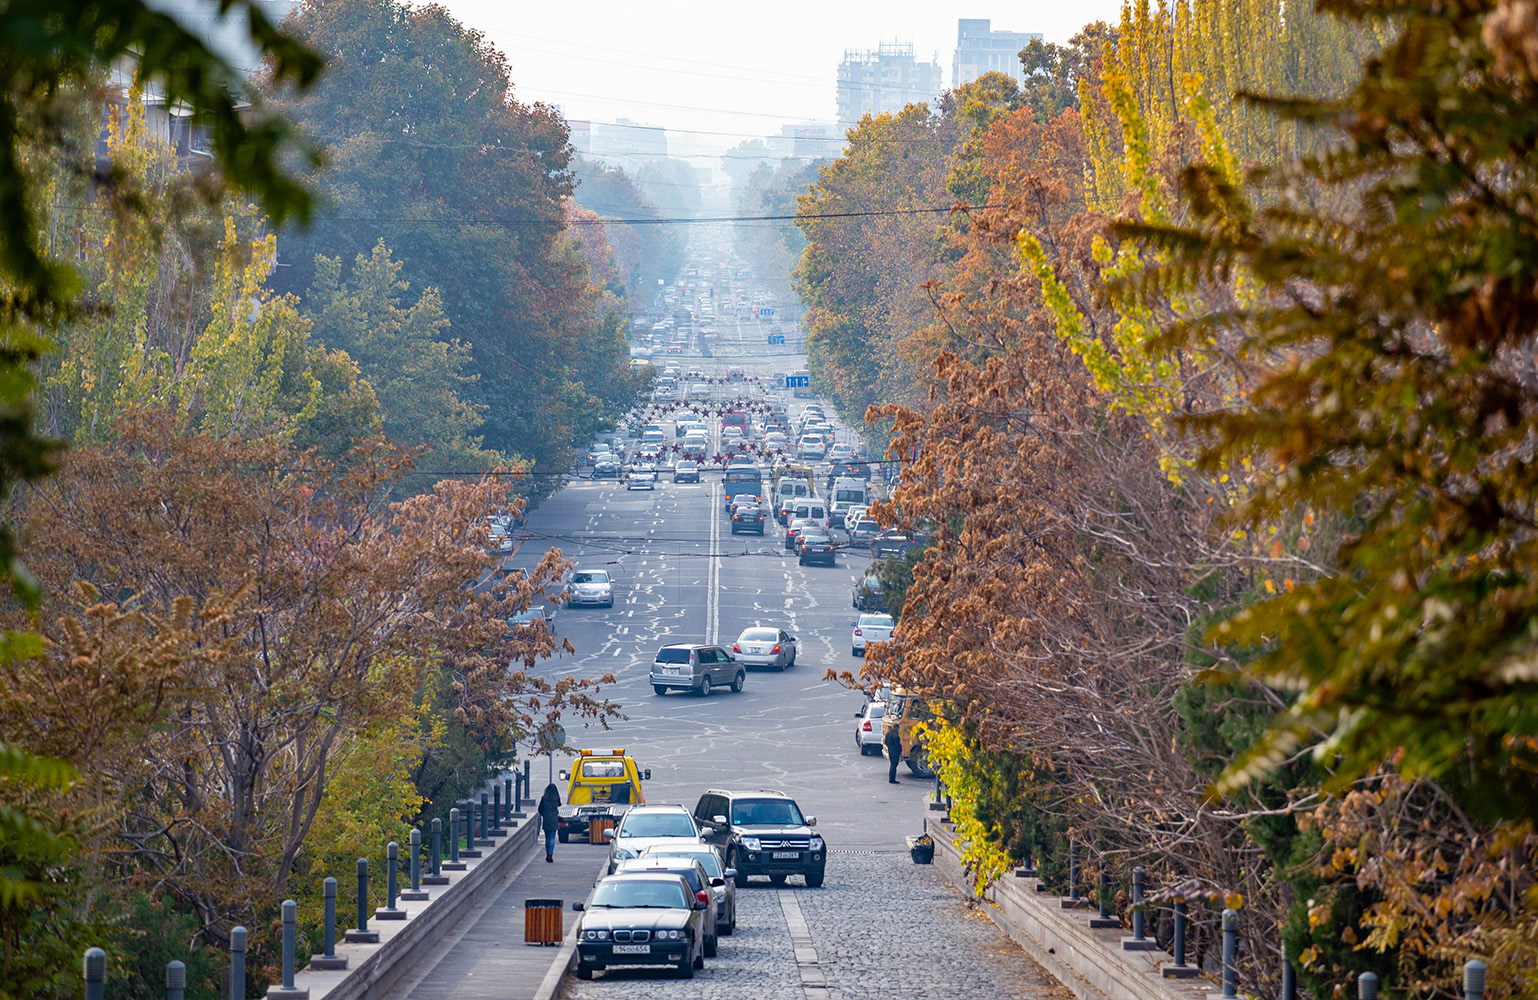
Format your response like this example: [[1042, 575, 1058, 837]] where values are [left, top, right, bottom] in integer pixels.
[[650, 644, 746, 697]]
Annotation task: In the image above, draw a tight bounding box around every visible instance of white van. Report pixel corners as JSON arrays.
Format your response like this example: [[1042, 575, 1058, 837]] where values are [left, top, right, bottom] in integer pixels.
[[830, 477, 869, 508], [792, 499, 829, 530]]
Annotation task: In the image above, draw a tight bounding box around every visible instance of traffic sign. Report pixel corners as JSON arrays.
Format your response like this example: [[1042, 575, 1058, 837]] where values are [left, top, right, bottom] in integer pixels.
[[767, 334, 785, 345], [786, 375, 810, 388], [536, 722, 567, 753]]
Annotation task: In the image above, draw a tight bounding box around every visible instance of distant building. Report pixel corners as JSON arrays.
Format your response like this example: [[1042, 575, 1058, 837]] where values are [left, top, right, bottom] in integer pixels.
[[952, 18, 1042, 89], [764, 122, 841, 160], [836, 42, 943, 124], [568, 119, 592, 155], [592, 118, 668, 160]]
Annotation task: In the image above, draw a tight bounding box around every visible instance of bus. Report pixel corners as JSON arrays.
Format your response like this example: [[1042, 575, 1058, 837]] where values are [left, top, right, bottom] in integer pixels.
[[723, 465, 765, 508]]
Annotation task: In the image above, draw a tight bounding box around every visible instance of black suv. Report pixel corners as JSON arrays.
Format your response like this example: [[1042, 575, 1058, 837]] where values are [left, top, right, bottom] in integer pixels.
[[692, 790, 825, 888]]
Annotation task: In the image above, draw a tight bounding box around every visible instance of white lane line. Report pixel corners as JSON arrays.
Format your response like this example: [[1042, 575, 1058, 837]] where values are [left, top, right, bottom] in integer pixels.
[[707, 479, 721, 645]]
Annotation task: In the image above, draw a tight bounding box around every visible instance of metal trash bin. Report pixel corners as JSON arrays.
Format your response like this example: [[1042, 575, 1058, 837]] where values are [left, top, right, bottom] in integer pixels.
[[587, 817, 615, 843], [524, 898, 563, 946]]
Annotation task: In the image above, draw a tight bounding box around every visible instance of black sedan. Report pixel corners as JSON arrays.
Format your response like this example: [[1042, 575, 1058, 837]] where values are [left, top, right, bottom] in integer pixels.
[[730, 505, 767, 535], [573, 873, 709, 980], [673, 461, 701, 484], [797, 532, 837, 566]]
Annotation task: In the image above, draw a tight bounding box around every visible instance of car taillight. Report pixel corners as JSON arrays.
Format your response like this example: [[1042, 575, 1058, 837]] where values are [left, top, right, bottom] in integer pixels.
[[732, 643, 741, 653], [696, 890, 710, 903], [862, 721, 872, 731], [771, 644, 781, 653], [854, 629, 863, 636]]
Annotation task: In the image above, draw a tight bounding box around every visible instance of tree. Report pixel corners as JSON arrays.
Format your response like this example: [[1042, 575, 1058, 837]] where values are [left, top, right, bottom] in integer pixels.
[[570, 158, 684, 294]]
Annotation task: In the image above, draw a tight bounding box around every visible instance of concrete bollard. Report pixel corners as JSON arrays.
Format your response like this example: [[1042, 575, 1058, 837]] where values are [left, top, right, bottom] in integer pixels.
[[310, 881, 347, 970], [401, 829, 429, 901], [375, 843, 406, 919], [264, 902, 309, 999], [84, 948, 106, 1000], [1359, 973, 1378, 1000], [504, 778, 513, 822], [167, 960, 186, 1000], [230, 927, 248, 998], [461, 802, 482, 859], [1161, 899, 1197, 978], [426, 817, 451, 882], [1221, 908, 1239, 999], [1465, 960, 1486, 1000], [344, 858, 379, 943]]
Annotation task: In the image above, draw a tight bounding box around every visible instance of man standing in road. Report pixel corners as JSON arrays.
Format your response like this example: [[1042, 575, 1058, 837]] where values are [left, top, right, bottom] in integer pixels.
[[884, 725, 902, 784], [538, 784, 561, 862]]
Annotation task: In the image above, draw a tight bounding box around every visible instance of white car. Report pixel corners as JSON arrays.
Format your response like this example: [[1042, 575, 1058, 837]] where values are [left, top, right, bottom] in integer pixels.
[[854, 700, 886, 754], [605, 804, 712, 874], [731, 626, 797, 670], [566, 569, 615, 608], [844, 506, 868, 531], [852, 613, 895, 656], [627, 464, 658, 490]]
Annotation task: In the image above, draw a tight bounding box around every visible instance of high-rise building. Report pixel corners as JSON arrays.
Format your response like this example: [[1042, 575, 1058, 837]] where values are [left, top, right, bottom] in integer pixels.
[[952, 18, 1042, 89], [836, 42, 943, 124]]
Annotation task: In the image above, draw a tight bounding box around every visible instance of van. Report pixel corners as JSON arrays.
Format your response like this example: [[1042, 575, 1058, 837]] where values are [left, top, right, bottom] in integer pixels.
[[830, 477, 869, 508], [792, 499, 828, 529], [776, 478, 813, 524], [641, 429, 666, 447]]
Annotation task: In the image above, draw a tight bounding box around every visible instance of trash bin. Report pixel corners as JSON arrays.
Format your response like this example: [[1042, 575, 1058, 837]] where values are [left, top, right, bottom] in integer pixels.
[[909, 836, 934, 864], [587, 817, 615, 843], [524, 898, 563, 945]]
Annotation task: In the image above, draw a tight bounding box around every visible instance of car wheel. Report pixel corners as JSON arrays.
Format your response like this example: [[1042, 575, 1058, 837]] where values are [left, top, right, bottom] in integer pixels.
[[788, 650, 796, 666], [798, 556, 806, 565], [770, 875, 788, 886], [908, 740, 936, 778], [558, 829, 569, 843], [731, 670, 745, 693], [654, 685, 668, 696], [705, 933, 718, 957], [576, 966, 594, 980], [730, 851, 748, 888], [852, 646, 860, 656], [677, 956, 695, 980], [698, 675, 712, 697], [805, 871, 824, 888]]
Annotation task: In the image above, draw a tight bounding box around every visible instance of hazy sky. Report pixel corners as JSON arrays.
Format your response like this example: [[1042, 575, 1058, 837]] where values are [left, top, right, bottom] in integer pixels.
[[435, 2, 1125, 154]]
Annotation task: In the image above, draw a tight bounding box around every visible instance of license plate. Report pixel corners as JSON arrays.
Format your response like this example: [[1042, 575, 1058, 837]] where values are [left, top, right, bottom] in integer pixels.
[[772, 851, 800, 859], [667, 666, 686, 675], [612, 944, 650, 955]]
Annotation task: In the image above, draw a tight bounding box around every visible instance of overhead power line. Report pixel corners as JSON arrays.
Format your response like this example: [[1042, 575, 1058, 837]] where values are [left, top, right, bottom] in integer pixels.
[[305, 203, 1004, 229]]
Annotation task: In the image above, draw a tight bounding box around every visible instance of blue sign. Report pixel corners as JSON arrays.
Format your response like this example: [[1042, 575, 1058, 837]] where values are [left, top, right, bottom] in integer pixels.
[[757, 307, 776, 320], [786, 375, 810, 388], [767, 334, 786, 345]]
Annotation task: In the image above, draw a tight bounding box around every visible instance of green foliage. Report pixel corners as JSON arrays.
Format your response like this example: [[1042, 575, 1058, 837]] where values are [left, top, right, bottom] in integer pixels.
[[571, 159, 686, 294], [102, 894, 224, 1000]]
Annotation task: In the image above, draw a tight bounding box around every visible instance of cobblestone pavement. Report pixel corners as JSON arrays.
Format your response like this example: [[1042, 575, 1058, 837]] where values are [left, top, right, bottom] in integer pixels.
[[559, 851, 1071, 1000]]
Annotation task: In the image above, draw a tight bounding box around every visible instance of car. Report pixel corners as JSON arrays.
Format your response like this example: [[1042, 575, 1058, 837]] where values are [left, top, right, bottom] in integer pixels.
[[854, 700, 886, 754], [593, 456, 621, 478], [796, 438, 826, 461], [730, 505, 767, 535], [506, 605, 556, 634], [587, 448, 615, 466], [843, 505, 868, 531], [828, 443, 856, 462], [626, 464, 658, 491], [784, 517, 816, 551], [673, 460, 701, 484], [566, 569, 615, 608], [721, 426, 744, 442], [692, 789, 825, 888], [731, 626, 797, 670], [853, 573, 886, 611], [849, 519, 880, 542], [649, 643, 746, 696], [797, 532, 836, 566], [829, 500, 855, 527], [665, 344, 683, 354], [852, 612, 895, 655], [487, 528, 513, 554], [638, 844, 737, 938], [727, 494, 762, 516], [556, 748, 651, 842], [614, 858, 720, 956], [604, 804, 713, 874], [869, 528, 917, 557], [572, 872, 708, 980]]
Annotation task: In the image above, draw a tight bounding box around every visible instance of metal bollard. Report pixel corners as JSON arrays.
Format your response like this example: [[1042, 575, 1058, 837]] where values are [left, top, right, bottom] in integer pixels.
[[1159, 898, 1200, 978], [1282, 943, 1297, 1000], [1099, 869, 1111, 919], [411, 829, 422, 889], [1070, 840, 1079, 900], [522, 760, 530, 807], [492, 786, 502, 830], [168, 960, 186, 1000], [450, 809, 460, 862], [1221, 908, 1238, 999], [1465, 960, 1486, 1000], [310, 879, 346, 970], [356, 859, 369, 931], [1131, 868, 1145, 940], [1359, 973, 1378, 1000], [230, 927, 247, 997], [373, 842, 406, 918], [461, 802, 481, 858], [432, 818, 442, 874], [504, 778, 513, 821], [85, 947, 106, 1000], [480, 792, 489, 840], [282, 900, 299, 989]]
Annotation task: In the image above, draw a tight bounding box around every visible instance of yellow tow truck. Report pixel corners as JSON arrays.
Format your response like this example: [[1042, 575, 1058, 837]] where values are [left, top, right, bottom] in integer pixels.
[[555, 748, 651, 843]]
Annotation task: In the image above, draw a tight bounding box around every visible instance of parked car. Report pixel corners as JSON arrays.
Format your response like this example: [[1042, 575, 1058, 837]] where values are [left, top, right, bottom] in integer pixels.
[[572, 872, 707, 980], [638, 844, 737, 938], [852, 613, 895, 656], [797, 532, 836, 567], [854, 700, 886, 754], [614, 858, 719, 956], [649, 643, 746, 697], [731, 626, 797, 670], [730, 504, 767, 535], [673, 460, 701, 484], [692, 789, 825, 888], [565, 569, 614, 608], [626, 464, 658, 491], [604, 804, 713, 874]]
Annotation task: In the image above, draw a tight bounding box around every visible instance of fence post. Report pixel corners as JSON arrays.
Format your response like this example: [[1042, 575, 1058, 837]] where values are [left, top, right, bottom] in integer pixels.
[[401, 829, 429, 900], [1061, 839, 1082, 908], [375, 842, 406, 919], [264, 901, 309, 998], [462, 802, 482, 858], [230, 927, 247, 999], [1281, 942, 1296, 1000], [1090, 863, 1120, 928], [84, 947, 107, 1000], [344, 858, 379, 942], [1465, 961, 1485, 1000], [1122, 867, 1154, 950], [1161, 899, 1197, 978], [504, 778, 513, 822], [309, 881, 346, 970], [168, 961, 186, 1000], [425, 817, 450, 884], [1358, 973, 1378, 1000], [1221, 908, 1239, 999]]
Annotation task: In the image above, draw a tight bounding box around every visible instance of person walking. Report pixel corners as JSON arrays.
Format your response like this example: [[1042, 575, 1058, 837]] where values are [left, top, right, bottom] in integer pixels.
[[884, 725, 902, 784], [538, 783, 561, 862]]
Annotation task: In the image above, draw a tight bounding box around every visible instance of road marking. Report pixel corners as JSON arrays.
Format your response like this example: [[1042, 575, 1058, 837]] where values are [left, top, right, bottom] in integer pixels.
[[778, 890, 830, 999], [707, 480, 721, 645]]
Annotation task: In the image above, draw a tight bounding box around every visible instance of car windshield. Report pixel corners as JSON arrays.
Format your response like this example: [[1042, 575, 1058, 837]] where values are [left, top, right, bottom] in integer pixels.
[[867, 704, 885, 719], [580, 760, 625, 778], [643, 848, 723, 878], [572, 572, 608, 584], [740, 629, 778, 642], [588, 879, 689, 909], [732, 799, 805, 826], [623, 864, 704, 891], [620, 813, 697, 838], [861, 615, 894, 628]]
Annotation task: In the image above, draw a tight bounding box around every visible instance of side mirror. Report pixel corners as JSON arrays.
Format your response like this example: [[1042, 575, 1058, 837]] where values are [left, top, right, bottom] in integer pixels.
[[603, 828, 616, 841], [712, 815, 727, 826], [692, 899, 708, 911], [710, 877, 726, 887], [559, 771, 569, 782], [855, 710, 863, 718], [643, 769, 652, 781], [805, 816, 817, 827], [724, 868, 738, 880], [572, 901, 584, 911], [699, 826, 714, 837]]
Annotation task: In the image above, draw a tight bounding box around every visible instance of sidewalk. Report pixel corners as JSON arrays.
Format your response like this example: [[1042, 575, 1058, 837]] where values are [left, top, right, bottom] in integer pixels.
[[377, 836, 607, 1000]]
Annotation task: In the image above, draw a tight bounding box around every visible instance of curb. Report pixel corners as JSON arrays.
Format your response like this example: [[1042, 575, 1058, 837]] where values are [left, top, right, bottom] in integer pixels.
[[530, 856, 609, 1000]]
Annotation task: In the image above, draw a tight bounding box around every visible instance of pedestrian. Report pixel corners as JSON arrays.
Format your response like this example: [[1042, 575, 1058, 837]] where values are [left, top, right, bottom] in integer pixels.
[[538, 783, 561, 862], [884, 725, 902, 784]]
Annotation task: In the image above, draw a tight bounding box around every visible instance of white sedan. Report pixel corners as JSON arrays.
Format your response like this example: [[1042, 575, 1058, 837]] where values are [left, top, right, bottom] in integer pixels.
[[854, 700, 886, 754], [626, 464, 658, 490], [852, 613, 895, 656], [731, 626, 797, 670]]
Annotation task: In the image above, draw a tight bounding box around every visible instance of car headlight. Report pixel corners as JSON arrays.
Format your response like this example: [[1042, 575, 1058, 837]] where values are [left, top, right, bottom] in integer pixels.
[[613, 848, 636, 861], [809, 836, 824, 851], [740, 836, 761, 851]]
